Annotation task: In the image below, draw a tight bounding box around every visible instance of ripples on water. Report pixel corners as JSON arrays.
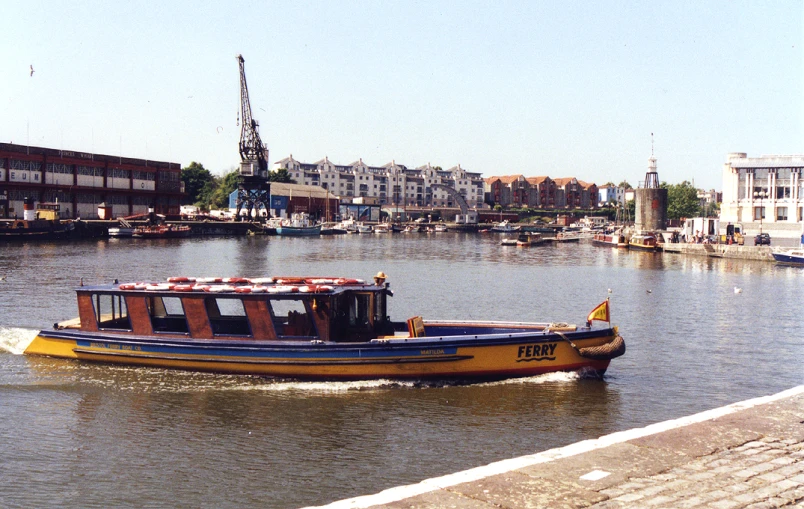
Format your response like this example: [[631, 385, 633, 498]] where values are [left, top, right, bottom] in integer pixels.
[[0, 235, 802, 508]]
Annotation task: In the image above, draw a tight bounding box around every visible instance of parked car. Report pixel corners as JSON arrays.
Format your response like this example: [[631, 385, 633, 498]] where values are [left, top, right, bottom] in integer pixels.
[[755, 233, 771, 246]]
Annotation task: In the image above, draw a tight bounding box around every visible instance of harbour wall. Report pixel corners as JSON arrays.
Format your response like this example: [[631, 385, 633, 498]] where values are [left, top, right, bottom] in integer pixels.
[[661, 243, 775, 261]]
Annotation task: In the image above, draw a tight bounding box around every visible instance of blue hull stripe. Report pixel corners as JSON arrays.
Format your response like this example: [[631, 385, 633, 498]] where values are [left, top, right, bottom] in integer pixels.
[[39, 328, 614, 361]]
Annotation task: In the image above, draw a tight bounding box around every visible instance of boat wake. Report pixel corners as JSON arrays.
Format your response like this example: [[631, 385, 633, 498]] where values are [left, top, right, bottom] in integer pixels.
[[478, 371, 580, 387], [0, 327, 38, 355], [240, 379, 422, 393], [240, 372, 582, 393]]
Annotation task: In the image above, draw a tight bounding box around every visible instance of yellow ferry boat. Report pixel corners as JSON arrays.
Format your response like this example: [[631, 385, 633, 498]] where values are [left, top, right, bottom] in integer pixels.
[[25, 272, 625, 380]]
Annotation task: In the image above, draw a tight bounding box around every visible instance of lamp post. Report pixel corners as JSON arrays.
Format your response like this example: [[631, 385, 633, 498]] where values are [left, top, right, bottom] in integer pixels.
[[753, 190, 768, 234]]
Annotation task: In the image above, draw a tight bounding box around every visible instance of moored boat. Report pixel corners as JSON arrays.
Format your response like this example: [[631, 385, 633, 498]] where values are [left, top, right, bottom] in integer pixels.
[[25, 273, 625, 381], [0, 219, 76, 240], [554, 231, 581, 243], [628, 233, 658, 251], [771, 231, 804, 265], [771, 248, 804, 265], [592, 229, 628, 248], [132, 224, 192, 238], [491, 220, 520, 233], [108, 227, 135, 238], [516, 232, 544, 246], [275, 213, 321, 236]]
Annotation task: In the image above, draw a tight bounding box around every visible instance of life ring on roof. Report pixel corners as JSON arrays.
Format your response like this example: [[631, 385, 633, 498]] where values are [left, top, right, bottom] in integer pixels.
[[174, 284, 194, 292], [224, 277, 249, 284], [167, 276, 194, 283], [333, 278, 364, 285], [234, 286, 253, 293], [119, 283, 136, 290], [196, 277, 222, 283], [205, 285, 235, 293], [267, 285, 299, 293], [249, 277, 274, 284], [306, 278, 335, 285], [299, 285, 334, 293], [274, 277, 306, 285], [192, 285, 210, 292], [146, 283, 172, 291]]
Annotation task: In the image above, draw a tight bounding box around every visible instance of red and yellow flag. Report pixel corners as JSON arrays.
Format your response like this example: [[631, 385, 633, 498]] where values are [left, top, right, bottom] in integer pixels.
[[587, 299, 610, 324]]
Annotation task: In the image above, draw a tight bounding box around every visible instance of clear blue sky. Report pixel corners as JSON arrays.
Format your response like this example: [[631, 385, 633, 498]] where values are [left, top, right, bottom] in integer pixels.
[[2, 1, 802, 190]]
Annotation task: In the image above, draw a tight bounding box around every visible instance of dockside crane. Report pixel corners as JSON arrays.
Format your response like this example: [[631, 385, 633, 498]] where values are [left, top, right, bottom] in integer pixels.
[[235, 54, 270, 220]]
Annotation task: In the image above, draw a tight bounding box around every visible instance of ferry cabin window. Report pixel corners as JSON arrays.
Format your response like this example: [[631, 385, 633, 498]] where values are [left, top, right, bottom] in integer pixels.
[[374, 292, 386, 325], [146, 296, 189, 334], [268, 299, 316, 338], [205, 297, 251, 336], [347, 293, 372, 328], [93, 293, 131, 330]]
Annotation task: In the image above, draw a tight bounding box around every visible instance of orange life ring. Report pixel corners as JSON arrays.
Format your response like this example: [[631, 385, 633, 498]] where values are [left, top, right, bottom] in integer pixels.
[[275, 277, 307, 285], [167, 276, 192, 283], [300, 285, 334, 293], [224, 277, 249, 284], [234, 286, 253, 293], [174, 284, 194, 292], [333, 278, 363, 285], [119, 283, 136, 290]]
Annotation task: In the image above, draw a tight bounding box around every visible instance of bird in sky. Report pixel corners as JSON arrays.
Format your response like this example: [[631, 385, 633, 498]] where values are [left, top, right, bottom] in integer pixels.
[[29, 65, 34, 76]]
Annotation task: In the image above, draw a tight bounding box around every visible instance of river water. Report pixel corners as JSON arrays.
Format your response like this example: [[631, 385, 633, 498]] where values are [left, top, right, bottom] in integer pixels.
[[0, 234, 802, 508]]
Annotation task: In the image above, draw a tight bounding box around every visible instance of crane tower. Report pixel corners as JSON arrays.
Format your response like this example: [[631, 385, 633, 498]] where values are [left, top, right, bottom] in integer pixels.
[[235, 54, 270, 220]]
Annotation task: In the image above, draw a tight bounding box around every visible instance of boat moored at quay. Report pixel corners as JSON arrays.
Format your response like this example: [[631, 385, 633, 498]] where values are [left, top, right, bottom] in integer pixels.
[[25, 273, 625, 381], [592, 229, 628, 248], [628, 232, 659, 251]]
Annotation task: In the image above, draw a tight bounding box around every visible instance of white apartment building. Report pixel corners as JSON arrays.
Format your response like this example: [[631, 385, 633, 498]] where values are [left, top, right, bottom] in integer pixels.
[[274, 156, 485, 208], [720, 152, 804, 236]]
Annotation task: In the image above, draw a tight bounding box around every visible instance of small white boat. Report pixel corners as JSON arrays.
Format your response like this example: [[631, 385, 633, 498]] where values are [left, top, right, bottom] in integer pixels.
[[108, 227, 134, 238], [772, 231, 804, 265], [373, 223, 391, 234], [491, 220, 520, 233], [772, 247, 804, 265], [554, 231, 581, 243]]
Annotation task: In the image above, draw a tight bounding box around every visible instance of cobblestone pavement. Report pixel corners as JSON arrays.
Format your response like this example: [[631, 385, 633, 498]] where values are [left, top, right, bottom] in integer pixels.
[[312, 386, 804, 509]]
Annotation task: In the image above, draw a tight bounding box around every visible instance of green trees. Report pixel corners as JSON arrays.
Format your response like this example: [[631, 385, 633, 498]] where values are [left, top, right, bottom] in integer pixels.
[[181, 162, 214, 205], [268, 169, 293, 183], [180, 163, 297, 211], [180, 163, 237, 211], [662, 181, 701, 220]]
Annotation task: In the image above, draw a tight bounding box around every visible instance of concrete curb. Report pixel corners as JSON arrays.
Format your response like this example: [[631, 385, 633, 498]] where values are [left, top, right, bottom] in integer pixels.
[[305, 385, 804, 509]]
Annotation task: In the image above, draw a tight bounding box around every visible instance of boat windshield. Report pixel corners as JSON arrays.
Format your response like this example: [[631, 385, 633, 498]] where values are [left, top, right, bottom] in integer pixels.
[[93, 293, 131, 331], [331, 290, 389, 341]]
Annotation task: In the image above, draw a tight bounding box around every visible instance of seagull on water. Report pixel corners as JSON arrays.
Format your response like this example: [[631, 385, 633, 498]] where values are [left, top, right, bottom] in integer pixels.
[[734, 287, 742, 294]]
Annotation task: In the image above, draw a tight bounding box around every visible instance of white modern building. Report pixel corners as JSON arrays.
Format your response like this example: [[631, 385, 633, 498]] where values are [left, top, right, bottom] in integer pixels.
[[720, 152, 804, 237], [273, 155, 485, 208]]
